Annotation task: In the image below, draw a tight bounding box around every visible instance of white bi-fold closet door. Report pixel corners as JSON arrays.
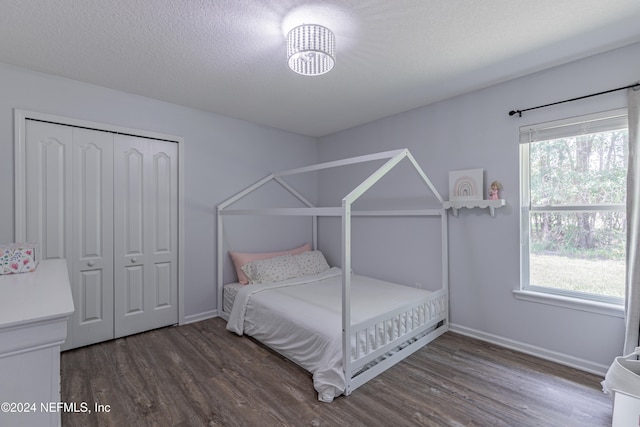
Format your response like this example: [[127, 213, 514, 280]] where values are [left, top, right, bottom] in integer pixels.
[[23, 119, 178, 350]]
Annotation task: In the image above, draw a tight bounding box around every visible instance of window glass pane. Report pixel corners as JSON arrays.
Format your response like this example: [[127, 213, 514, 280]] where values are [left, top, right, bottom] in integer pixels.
[[529, 211, 625, 298], [529, 130, 628, 207], [522, 116, 629, 303]]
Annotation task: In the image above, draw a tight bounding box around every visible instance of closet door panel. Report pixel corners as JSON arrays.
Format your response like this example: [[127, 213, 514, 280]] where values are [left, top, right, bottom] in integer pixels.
[[114, 137, 146, 335], [155, 262, 172, 308], [25, 121, 73, 261], [67, 128, 114, 349], [149, 142, 178, 319], [41, 142, 66, 258], [122, 148, 145, 256], [124, 265, 144, 314], [80, 270, 104, 321], [114, 136, 178, 337], [76, 139, 110, 259], [154, 152, 173, 253]]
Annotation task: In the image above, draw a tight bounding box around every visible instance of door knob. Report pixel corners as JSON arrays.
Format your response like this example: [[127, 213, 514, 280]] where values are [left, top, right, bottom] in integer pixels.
[[131, 258, 137, 263], [87, 261, 95, 267]]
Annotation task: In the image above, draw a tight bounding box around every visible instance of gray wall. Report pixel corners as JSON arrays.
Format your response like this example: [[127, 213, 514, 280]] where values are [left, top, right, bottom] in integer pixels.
[[317, 42, 640, 372], [0, 62, 317, 321]]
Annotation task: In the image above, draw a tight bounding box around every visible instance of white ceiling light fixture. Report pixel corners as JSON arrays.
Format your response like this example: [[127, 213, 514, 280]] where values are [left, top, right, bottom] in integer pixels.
[[287, 24, 335, 76]]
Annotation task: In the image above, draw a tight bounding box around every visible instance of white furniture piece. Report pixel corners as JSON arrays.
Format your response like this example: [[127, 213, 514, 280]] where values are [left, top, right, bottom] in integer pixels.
[[217, 149, 449, 400], [612, 390, 640, 426], [443, 198, 506, 217], [15, 113, 180, 350], [0, 259, 74, 427]]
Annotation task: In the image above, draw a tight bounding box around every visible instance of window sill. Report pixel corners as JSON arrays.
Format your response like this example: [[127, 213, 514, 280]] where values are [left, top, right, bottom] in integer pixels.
[[513, 290, 624, 318]]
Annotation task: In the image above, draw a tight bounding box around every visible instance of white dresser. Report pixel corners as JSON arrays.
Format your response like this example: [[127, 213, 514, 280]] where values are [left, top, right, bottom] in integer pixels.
[[0, 259, 74, 427]]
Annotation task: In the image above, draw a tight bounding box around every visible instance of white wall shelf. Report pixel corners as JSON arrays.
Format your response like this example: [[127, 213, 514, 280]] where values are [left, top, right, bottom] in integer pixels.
[[443, 199, 506, 217]]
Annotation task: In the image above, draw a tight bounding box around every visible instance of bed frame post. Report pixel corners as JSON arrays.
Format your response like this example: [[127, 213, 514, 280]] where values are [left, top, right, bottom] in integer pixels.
[[217, 206, 224, 315], [341, 198, 352, 395], [312, 216, 318, 250], [441, 209, 449, 325]]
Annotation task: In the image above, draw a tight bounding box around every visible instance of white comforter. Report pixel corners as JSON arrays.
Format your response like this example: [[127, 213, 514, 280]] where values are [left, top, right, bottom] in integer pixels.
[[226, 267, 432, 402]]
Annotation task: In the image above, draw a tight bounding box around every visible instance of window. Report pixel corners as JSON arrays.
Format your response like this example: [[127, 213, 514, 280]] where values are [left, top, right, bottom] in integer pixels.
[[520, 109, 628, 305]]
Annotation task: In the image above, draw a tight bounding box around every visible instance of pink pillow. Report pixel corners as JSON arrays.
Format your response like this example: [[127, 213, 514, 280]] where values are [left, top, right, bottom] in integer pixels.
[[229, 243, 311, 284]]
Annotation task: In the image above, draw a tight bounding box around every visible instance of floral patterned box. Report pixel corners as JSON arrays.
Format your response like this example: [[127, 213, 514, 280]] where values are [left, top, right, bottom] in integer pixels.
[[0, 243, 39, 275]]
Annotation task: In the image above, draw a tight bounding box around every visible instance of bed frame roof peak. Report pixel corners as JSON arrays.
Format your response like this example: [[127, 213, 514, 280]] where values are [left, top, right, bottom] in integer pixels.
[[218, 149, 443, 213]]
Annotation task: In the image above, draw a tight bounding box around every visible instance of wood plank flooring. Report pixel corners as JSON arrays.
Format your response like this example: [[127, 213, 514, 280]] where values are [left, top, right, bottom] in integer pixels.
[[61, 317, 612, 426]]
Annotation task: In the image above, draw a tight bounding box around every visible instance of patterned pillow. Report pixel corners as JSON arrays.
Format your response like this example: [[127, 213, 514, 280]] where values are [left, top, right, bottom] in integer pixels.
[[241, 254, 302, 284], [293, 250, 330, 276], [229, 243, 311, 284]]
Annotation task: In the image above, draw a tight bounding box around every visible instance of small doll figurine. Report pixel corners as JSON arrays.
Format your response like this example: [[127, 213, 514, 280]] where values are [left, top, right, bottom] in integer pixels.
[[488, 181, 502, 200]]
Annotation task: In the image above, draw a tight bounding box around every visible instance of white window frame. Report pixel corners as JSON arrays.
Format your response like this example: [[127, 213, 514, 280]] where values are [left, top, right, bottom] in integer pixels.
[[517, 109, 628, 314]]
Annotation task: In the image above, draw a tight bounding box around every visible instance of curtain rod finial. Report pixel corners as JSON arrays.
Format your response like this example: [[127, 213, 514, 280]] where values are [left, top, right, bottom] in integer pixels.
[[509, 110, 521, 117]]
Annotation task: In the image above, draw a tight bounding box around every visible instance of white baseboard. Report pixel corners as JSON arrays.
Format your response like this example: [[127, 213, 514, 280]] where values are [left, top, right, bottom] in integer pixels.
[[182, 310, 218, 325], [449, 323, 609, 377]]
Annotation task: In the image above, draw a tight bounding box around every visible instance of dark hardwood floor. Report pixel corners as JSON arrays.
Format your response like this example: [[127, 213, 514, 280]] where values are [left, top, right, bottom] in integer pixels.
[[61, 317, 612, 426]]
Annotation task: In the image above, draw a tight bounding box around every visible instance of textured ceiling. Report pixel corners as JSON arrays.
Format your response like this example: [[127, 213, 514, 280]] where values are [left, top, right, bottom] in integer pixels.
[[1, 0, 640, 137]]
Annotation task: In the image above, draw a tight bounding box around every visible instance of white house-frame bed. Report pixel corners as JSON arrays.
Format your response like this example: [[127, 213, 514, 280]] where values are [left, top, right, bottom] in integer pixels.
[[217, 148, 449, 401]]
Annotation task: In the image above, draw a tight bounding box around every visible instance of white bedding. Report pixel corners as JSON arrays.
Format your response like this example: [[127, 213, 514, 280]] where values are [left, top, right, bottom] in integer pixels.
[[223, 282, 243, 313], [226, 267, 434, 402]]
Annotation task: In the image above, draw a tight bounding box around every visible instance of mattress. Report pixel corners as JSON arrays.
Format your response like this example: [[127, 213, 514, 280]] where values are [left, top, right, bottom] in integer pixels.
[[225, 267, 437, 402]]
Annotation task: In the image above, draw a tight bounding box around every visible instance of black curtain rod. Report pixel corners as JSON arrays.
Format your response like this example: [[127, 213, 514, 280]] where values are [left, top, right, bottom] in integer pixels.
[[508, 82, 640, 117]]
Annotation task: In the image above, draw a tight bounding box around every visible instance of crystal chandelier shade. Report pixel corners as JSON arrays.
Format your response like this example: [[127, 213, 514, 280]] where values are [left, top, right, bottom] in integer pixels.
[[287, 24, 335, 76]]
